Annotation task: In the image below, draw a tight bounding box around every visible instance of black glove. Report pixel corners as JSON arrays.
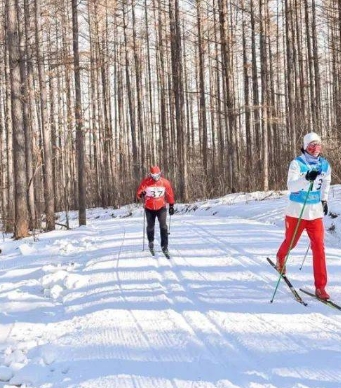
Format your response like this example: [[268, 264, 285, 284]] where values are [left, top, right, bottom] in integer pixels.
[[305, 170, 319, 181], [322, 200, 328, 216], [138, 191, 146, 200], [169, 204, 175, 216]]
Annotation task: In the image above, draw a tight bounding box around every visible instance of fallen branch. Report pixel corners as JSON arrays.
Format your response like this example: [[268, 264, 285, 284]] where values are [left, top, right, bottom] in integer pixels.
[[55, 222, 70, 230]]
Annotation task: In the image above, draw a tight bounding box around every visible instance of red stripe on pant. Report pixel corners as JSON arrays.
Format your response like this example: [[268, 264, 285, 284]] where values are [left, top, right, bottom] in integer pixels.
[[277, 215, 327, 289]]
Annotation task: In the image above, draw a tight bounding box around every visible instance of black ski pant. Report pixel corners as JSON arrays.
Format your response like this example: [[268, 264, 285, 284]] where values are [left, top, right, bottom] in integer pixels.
[[145, 207, 168, 249]]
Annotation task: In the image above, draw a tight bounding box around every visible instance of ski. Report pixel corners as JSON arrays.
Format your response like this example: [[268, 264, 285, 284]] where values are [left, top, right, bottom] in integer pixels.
[[299, 289, 341, 311], [267, 257, 307, 306], [148, 247, 170, 259], [162, 250, 171, 260]]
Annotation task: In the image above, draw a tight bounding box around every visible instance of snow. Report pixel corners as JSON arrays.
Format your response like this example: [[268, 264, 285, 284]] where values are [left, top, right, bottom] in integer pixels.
[[1, 187, 341, 387]]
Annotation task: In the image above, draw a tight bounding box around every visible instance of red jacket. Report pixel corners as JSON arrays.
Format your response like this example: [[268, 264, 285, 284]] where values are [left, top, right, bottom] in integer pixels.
[[137, 176, 175, 211]]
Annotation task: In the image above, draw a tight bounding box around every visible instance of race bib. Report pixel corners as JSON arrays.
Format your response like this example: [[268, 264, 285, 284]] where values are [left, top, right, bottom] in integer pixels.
[[146, 186, 165, 198]]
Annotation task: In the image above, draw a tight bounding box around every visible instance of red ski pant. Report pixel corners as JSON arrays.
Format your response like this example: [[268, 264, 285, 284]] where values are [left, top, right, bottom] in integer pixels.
[[277, 216, 327, 289]]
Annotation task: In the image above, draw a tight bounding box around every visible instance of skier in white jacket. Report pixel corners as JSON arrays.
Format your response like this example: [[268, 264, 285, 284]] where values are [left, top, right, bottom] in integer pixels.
[[276, 132, 331, 300]]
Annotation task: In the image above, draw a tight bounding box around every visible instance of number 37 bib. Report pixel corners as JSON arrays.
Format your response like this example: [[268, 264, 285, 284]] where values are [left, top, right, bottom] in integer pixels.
[[146, 186, 166, 198]]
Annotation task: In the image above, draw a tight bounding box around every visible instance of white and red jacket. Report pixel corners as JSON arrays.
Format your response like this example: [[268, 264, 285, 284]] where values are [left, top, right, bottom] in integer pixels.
[[285, 153, 331, 220], [137, 176, 175, 211]]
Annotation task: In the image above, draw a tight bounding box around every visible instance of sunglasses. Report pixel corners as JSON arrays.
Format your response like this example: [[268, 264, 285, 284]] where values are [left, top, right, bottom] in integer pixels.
[[150, 172, 161, 180], [308, 142, 321, 148]]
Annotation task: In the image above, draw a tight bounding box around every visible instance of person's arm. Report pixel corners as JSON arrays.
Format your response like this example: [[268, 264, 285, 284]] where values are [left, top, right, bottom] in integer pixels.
[[136, 180, 147, 200], [320, 164, 331, 201], [287, 160, 309, 192], [165, 180, 175, 215], [165, 180, 175, 205]]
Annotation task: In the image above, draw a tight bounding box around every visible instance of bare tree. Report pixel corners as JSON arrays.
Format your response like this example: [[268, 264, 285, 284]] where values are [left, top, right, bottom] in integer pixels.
[[169, 0, 188, 201], [6, 0, 29, 238], [34, 0, 55, 231], [71, 0, 86, 225]]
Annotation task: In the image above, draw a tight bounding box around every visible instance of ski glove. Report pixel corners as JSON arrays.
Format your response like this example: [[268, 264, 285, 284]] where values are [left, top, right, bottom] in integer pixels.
[[305, 170, 319, 181], [322, 200, 328, 216], [169, 204, 175, 216], [138, 191, 146, 200]]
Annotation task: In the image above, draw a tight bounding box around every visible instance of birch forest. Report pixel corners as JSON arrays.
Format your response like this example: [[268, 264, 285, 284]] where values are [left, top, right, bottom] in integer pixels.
[[1, 0, 341, 238]]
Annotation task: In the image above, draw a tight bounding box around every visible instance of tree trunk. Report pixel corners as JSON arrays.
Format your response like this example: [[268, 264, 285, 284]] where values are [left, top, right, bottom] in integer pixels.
[[123, 3, 139, 186], [196, 0, 208, 177], [169, 0, 188, 201], [6, 0, 29, 239], [71, 0, 86, 225], [34, 0, 55, 231]]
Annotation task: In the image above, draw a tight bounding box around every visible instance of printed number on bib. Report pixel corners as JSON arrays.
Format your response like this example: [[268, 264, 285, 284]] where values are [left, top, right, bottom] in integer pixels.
[[146, 186, 165, 198], [315, 178, 323, 191]]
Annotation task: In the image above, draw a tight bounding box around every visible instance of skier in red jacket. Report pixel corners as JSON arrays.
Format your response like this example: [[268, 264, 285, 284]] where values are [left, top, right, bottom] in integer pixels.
[[137, 166, 175, 255]]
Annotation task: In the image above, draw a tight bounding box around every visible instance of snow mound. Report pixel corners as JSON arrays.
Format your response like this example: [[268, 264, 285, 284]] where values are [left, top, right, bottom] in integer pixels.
[[0, 366, 13, 382], [18, 243, 37, 256], [41, 267, 88, 300]]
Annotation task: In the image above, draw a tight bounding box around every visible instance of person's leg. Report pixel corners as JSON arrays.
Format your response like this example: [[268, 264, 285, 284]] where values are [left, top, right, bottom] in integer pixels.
[[145, 209, 157, 246], [305, 218, 328, 293], [276, 216, 306, 271], [157, 207, 168, 249]]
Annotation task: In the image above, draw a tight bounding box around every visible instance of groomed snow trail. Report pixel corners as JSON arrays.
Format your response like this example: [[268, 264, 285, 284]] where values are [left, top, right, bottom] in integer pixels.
[[1, 201, 341, 388]]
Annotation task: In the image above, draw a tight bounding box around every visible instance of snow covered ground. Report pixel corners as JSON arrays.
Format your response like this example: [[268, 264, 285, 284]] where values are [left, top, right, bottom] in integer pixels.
[[1, 186, 341, 388]]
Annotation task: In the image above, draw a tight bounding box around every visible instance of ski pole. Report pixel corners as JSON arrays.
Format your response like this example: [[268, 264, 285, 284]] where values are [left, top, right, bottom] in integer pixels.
[[270, 180, 313, 303], [299, 243, 310, 270], [142, 201, 146, 251], [168, 214, 171, 235]]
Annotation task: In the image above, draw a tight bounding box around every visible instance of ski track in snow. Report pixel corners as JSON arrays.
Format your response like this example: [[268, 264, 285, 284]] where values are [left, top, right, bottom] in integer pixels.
[[172, 221, 341, 384], [1, 197, 341, 387]]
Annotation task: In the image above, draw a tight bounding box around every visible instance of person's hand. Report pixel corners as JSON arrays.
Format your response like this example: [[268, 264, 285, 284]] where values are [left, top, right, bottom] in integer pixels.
[[169, 204, 175, 216], [138, 191, 146, 200], [322, 200, 328, 216], [305, 170, 319, 181]]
